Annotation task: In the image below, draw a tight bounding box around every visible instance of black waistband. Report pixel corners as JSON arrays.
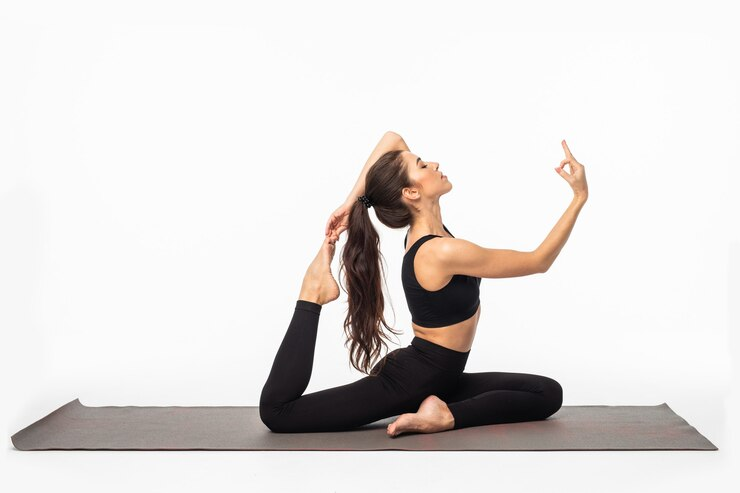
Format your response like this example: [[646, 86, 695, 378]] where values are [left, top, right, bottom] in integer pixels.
[[411, 336, 470, 373]]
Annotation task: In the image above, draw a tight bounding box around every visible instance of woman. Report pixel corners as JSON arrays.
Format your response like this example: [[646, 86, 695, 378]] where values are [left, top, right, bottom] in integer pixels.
[[259, 131, 588, 437]]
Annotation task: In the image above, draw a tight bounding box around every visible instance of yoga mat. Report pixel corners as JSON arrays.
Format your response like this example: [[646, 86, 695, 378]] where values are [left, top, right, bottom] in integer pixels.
[[11, 398, 717, 451]]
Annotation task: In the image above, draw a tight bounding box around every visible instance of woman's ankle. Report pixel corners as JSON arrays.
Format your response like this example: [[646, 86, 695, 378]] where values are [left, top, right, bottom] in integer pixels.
[[298, 292, 322, 305]]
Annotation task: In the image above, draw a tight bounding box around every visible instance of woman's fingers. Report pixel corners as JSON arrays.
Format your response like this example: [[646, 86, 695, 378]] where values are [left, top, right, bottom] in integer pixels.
[[326, 217, 347, 238], [556, 158, 573, 182], [562, 140, 582, 167], [561, 139, 573, 159], [326, 219, 334, 236]]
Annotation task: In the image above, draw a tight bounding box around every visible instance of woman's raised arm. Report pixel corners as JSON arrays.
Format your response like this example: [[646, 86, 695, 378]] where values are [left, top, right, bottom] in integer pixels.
[[343, 131, 410, 203], [536, 140, 589, 270], [324, 132, 410, 239]]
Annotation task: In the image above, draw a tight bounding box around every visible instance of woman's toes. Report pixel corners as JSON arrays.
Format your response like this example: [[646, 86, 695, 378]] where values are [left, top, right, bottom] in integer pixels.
[[322, 236, 336, 262], [386, 413, 419, 438]]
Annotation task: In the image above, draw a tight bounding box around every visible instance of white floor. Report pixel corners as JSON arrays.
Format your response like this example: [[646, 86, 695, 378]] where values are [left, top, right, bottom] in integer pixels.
[[3, 392, 734, 493]]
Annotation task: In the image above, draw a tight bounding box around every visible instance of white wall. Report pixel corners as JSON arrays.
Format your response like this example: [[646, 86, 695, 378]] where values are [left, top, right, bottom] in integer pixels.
[[1, 1, 737, 491]]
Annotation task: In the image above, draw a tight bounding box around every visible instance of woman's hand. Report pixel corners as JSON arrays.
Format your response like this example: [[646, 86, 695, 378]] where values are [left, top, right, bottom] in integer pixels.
[[325, 199, 353, 243], [555, 140, 588, 200]]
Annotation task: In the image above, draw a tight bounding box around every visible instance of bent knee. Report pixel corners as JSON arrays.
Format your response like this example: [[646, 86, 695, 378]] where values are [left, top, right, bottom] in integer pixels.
[[542, 377, 563, 417], [259, 402, 289, 433]]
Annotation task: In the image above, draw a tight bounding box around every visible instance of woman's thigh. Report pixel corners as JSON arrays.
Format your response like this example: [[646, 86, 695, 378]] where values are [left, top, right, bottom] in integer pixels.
[[437, 370, 563, 428], [440, 371, 562, 403]]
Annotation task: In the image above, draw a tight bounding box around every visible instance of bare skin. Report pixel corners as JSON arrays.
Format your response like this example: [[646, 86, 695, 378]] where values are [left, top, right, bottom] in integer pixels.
[[299, 234, 456, 437], [386, 395, 455, 438], [298, 235, 341, 305]]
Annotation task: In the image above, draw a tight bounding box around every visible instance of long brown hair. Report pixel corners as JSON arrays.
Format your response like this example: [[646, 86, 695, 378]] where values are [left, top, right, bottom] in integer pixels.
[[338, 149, 417, 376]]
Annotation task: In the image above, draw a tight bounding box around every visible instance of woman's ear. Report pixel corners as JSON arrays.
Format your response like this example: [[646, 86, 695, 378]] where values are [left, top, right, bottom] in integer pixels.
[[401, 186, 419, 202]]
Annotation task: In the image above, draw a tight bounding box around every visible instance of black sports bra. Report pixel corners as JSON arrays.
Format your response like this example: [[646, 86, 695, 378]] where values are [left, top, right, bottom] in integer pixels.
[[401, 225, 482, 328]]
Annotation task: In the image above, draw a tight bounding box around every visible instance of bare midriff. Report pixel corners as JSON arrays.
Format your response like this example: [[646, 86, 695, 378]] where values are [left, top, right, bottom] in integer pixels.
[[412, 304, 480, 353], [405, 234, 481, 353]]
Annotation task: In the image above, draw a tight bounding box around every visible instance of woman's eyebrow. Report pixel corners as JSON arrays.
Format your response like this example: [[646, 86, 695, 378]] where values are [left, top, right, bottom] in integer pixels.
[[416, 157, 421, 166]]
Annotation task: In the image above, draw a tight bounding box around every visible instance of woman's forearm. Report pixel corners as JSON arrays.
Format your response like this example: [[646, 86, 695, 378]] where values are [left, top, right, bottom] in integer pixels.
[[344, 131, 410, 203], [534, 195, 587, 272]]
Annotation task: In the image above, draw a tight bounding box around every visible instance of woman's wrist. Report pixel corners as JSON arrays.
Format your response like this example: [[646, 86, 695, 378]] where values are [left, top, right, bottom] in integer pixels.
[[345, 192, 360, 205]]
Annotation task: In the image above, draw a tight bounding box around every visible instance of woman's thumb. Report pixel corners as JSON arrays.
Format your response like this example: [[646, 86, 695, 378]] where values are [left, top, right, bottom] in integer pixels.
[[554, 166, 570, 181]]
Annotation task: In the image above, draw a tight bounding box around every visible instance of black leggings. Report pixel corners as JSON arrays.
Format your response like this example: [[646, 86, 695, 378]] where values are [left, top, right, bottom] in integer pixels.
[[259, 300, 563, 433]]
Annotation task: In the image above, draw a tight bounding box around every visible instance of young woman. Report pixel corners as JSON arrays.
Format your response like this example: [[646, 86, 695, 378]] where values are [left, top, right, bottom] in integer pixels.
[[259, 132, 588, 437]]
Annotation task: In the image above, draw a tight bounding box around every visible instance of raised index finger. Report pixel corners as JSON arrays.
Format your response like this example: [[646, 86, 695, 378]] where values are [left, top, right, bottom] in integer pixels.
[[561, 139, 574, 159]]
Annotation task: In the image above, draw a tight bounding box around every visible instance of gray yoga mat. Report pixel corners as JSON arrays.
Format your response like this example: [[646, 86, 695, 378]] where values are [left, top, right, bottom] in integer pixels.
[[11, 398, 717, 451]]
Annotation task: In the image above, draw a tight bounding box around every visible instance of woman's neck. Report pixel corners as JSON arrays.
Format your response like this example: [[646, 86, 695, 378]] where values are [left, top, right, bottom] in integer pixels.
[[410, 216, 446, 237]]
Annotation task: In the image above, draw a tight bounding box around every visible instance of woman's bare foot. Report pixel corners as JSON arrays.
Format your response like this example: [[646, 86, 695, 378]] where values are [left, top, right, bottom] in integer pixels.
[[299, 235, 341, 305], [386, 395, 455, 438]]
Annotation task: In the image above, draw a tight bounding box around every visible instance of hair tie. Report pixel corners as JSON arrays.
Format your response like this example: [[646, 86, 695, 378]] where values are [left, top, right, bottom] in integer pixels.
[[358, 195, 373, 209]]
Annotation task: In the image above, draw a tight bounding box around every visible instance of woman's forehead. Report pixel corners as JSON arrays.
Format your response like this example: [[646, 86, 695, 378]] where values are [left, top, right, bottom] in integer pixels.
[[404, 151, 421, 166]]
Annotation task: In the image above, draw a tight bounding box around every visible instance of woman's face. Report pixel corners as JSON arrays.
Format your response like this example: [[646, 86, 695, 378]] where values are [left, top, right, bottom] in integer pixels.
[[403, 151, 452, 201]]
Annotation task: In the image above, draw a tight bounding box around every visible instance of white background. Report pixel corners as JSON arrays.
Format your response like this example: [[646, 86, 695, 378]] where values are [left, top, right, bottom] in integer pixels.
[[1, 0, 737, 491]]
